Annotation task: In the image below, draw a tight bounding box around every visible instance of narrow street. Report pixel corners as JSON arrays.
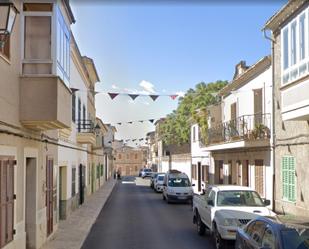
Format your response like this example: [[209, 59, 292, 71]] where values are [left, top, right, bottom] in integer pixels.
[[82, 176, 219, 249]]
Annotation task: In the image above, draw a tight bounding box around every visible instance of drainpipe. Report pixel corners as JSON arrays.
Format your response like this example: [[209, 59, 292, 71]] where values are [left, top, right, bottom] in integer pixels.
[[263, 28, 276, 211]]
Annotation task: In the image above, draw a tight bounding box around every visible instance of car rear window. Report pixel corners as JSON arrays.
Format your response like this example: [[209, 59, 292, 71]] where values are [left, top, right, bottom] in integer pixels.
[[157, 176, 164, 181]]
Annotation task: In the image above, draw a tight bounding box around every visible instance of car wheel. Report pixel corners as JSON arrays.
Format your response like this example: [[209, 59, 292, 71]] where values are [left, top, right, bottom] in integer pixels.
[[196, 213, 205, 236], [162, 194, 166, 200], [213, 224, 226, 249]]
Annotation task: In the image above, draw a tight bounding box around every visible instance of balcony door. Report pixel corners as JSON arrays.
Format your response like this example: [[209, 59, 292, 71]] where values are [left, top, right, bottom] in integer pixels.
[[254, 89, 263, 125]]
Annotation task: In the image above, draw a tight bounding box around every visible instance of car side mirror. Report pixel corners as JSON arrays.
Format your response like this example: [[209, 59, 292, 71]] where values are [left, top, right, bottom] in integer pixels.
[[264, 199, 271, 206], [163, 183, 166, 187], [200, 189, 205, 196], [192, 183, 195, 187], [207, 200, 214, 206]]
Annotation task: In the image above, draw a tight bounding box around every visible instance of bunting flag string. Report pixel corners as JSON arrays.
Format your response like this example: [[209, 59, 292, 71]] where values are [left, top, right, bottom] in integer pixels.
[[109, 117, 165, 126], [107, 92, 178, 101], [69, 88, 179, 101]]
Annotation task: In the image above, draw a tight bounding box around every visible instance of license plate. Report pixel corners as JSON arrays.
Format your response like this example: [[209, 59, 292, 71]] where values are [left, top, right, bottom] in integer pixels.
[[178, 196, 186, 200]]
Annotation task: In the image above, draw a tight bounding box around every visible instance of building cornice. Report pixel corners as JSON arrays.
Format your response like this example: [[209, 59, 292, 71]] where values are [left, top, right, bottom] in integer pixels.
[[263, 0, 307, 32], [219, 56, 271, 97]]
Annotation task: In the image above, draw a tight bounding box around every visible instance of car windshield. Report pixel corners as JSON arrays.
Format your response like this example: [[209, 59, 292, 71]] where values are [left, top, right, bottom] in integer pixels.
[[144, 169, 151, 172], [217, 190, 264, 207], [281, 228, 309, 249], [157, 175, 164, 181], [168, 178, 190, 187]]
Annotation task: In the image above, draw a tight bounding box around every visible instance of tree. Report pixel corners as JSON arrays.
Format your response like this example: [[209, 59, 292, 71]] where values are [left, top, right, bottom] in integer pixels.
[[160, 80, 227, 145]]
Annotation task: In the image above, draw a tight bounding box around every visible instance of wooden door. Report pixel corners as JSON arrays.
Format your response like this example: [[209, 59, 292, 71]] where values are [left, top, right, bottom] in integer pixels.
[[255, 160, 264, 197], [197, 162, 202, 192], [242, 160, 249, 186], [231, 103, 237, 120], [254, 89, 263, 125], [0, 159, 15, 247], [46, 158, 53, 236]]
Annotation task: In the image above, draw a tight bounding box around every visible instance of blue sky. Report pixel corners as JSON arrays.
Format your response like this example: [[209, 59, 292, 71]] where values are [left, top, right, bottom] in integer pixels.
[[70, 1, 284, 146]]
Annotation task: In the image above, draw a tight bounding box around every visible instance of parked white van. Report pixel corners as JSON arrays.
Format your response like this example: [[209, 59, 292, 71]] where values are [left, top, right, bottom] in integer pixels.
[[162, 170, 194, 203]]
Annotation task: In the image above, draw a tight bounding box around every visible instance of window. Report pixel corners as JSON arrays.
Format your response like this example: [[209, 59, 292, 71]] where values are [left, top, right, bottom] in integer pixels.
[[96, 165, 100, 179], [0, 35, 10, 59], [135, 154, 137, 159], [250, 221, 267, 247], [299, 14, 306, 61], [291, 21, 297, 66], [72, 92, 76, 122], [118, 154, 121, 160], [283, 28, 289, 70], [262, 227, 275, 249], [23, 16, 52, 74], [100, 165, 103, 177], [207, 190, 216, 206], [71, 167, 76, 197], [56, 7, 70, 83], [281, 10, 309, 85], [0, 159, 15, 248], [282, 156, 296, 202]]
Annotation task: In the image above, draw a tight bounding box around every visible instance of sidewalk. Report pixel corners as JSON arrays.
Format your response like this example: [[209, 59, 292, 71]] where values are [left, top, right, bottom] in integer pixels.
[[41, 179, 117, 249]]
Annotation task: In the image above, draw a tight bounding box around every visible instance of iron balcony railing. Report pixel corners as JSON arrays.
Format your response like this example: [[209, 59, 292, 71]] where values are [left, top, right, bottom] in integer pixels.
[[76, 119, 95, 133], [205, 113, 271, 145]]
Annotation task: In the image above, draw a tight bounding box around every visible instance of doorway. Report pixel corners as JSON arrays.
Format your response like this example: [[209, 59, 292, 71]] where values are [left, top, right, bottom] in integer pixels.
[[46, 158, 53, 236], [197, 162, 201, 192], [26, 158, 37, 249], [79, 164, 85, 205], [215, 160, 224, 184], [59, 166, 67, 220]]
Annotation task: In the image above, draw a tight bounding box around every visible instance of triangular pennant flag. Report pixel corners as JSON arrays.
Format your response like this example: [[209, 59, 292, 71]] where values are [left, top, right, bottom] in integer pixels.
[[170, 94, 178, 100], [128, 94, 139, 100], [117, 123, 122, 125], [70, 88, 79, 93], [132, 139, 136, 141], [149, 95, 159, 101], [108, 93, 119, 100], [149, 119, 155, 123], [128, 121, 133, 124], [119, 140, 123, 142], [94, 91, 100, 95], [139, 120, 144, 123], [139, 138, 143, 141]]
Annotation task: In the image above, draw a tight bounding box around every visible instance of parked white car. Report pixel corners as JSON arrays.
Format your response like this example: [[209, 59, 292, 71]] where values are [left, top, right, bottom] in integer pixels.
[[162, 171, 194, 203], [192, 185, 275, 249], [154, 174, 165, 192]]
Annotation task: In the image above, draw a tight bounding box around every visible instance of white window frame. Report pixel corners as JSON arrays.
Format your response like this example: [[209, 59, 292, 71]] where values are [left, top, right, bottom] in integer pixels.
[[56, 6, 70, 85], [21, 10, 54, 76], [281, 8, 309, 86]]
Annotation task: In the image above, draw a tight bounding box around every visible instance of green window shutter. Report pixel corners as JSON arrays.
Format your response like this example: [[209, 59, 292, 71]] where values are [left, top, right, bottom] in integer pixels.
[[282, 156, 296, 202], [282, 157, 288, 200]]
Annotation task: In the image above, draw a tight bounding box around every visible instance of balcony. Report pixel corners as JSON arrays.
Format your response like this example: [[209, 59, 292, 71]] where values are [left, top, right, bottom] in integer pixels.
[[76, 120, 96, 145], [203, 113, 271, 151], [20, 76, 71, 130]]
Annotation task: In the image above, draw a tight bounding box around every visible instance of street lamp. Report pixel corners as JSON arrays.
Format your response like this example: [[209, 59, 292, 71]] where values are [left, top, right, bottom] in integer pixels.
[[0, 2, 19, 48], [94, 123, 101, 135]]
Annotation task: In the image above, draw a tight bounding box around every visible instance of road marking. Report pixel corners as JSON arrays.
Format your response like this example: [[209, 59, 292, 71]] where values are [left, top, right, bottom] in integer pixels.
[[122, 181, 135, 184]]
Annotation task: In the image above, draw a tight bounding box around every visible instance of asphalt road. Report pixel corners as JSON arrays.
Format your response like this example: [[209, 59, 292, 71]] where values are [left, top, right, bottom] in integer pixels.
[[82, 176, 220, 249]]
